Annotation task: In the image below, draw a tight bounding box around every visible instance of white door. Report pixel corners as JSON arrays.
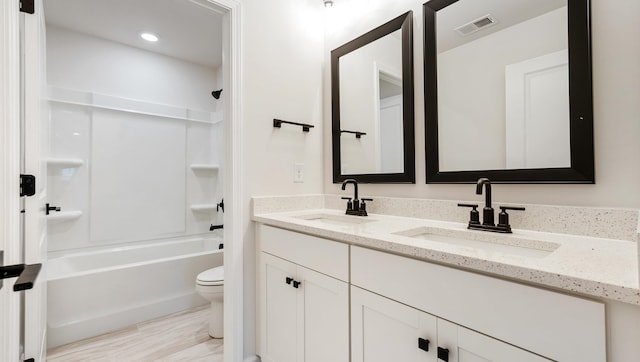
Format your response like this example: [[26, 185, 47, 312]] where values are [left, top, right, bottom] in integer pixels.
[[260, 253, 298, 362], [378, 95, 404, 173], [0, 0, 22, 359], [505, 49, 570, 169], [22, 0, 48, 360], [437, 319, 552, 362], [351, 286, 438, 362], [1, 1, 47, 361], [299, 265, 349, 362]]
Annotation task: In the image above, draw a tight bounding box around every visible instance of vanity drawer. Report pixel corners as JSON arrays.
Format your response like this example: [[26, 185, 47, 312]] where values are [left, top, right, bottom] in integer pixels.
[[258, 225, 349, 282], [351, 246, 605, 362]]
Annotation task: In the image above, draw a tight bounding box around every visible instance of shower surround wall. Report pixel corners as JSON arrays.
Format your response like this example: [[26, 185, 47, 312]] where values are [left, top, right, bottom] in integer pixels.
[[46, 26, 224, 252], [45, 26, 224, 345]]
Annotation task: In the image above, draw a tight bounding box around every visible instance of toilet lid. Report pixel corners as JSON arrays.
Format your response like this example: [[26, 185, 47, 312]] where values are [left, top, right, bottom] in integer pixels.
[[197, 266, 224, 284]]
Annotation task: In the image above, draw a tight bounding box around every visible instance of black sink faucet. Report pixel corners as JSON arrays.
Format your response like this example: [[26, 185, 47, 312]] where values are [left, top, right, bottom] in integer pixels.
[[458, 177, 525, 233], [476, 177, 494, 226], [341, 179, 372, 216], [341, 179, 359, 202]]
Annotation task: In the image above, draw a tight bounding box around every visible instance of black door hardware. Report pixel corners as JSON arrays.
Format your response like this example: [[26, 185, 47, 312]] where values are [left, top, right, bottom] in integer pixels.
[[216, 199, 224, 212], [437, 347, 449, 361], [20, 174, 36, 197], [46, 203, 61, 215], [20, 0, 34, 14], [292, 280, 301, 288], [418, 337, 430, 352], [210, 224, 223, 231], [0, 259, 42, 292], [285, 277, 293, 285]]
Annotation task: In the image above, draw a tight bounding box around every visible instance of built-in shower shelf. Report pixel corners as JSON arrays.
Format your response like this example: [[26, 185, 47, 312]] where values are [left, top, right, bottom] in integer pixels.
[[47, 158, 84, 168], [190, 204, 218, 213], [47, 210, 83, 222], [190, 164, 220, 172]]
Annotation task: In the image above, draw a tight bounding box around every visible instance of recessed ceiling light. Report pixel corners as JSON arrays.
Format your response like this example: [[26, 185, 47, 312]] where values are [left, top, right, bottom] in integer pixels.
[[140, 33, 158, 42]]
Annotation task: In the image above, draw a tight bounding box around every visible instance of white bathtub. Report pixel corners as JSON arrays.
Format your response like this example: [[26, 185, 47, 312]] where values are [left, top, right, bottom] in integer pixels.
[[47, 236, 223, 348]]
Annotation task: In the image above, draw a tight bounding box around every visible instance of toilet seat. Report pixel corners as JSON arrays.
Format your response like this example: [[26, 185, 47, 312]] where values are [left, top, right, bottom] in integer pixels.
[[197, 266, 224, 286]]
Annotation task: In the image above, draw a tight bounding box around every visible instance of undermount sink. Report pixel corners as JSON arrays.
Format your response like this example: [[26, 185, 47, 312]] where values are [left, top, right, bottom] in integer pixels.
[[294, 213, 372, 226], [394, 226, 559, 258]]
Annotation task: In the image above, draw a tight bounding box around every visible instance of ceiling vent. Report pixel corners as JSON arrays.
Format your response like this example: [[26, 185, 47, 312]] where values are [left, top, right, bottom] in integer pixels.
[[454, 14, 498, 36]]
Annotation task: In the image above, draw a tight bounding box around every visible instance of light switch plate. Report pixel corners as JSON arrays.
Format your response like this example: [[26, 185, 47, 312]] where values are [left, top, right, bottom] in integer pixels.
[[293, 163, 304, 183]]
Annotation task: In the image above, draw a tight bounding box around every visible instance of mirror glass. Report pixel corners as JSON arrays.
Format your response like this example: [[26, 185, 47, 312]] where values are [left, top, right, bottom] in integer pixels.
[[339, 29, 403, 175], [332, 11, 415, 183], [424, 0, 594, 183]]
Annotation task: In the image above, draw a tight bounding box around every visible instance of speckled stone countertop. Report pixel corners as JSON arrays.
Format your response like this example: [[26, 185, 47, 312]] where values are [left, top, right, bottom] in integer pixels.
[[252, 197, 640, 306]]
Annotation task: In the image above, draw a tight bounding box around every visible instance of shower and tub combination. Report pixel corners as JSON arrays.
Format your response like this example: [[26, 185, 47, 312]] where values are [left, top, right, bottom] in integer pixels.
[[46, 85, 225, 348]]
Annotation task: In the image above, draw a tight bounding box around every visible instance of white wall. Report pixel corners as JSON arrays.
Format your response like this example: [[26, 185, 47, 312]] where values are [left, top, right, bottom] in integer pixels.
[[323, 0, 640, 209], [339, 32, 402, 174], [46, 26, 224, 252], [437, 7, 567, 171], [239, 0, 325, 358], [47, 26, 219, 112]]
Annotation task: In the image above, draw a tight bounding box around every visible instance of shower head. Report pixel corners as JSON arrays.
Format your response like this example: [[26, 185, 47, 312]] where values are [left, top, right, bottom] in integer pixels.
[[211, 89, 223, 99]]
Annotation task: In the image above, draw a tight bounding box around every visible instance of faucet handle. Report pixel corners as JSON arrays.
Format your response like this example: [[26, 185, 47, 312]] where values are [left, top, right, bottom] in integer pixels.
[[458, 203, 480, 225], [341, 197, 353, 211], [360, 198, 373, 213], [500, 206, 525, 212], [497, 206, 525, 231]]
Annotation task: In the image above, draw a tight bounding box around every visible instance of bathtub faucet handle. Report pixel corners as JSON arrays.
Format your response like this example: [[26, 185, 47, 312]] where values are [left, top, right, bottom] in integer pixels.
[[46, 203, 61, 215], [216, 199, 224, 213]]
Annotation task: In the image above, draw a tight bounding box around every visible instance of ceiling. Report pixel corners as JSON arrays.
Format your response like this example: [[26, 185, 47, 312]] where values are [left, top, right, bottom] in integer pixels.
[[44, 0, 223, 68]]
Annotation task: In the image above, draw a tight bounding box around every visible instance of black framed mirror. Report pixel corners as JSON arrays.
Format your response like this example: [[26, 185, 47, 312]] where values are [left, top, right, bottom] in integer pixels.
[[424, 0, 594, 183], [332, 11, 415, 183]]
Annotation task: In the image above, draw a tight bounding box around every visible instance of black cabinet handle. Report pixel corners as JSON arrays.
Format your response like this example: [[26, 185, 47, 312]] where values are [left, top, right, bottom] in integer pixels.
[[292, 280, 301, 288], [285, 277, 293, 285], [437, 347, 449, 361], [418, 337, 430, 352]]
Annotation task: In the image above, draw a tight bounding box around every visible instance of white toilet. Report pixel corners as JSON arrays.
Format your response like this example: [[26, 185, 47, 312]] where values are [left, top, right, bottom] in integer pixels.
[[195, 266, 224, 338]]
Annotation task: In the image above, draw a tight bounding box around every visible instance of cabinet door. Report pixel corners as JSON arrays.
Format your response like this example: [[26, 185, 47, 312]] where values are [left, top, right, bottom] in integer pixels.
[[260, 253, 299, 362], [299, 265, 349, 362], [352, 286, 438, 362], [437, 319, 552, 362]]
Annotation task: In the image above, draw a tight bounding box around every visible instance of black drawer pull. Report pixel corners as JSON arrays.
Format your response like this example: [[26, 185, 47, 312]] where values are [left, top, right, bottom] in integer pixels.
[[437, 347, 449, 361], [418, 337, 430, 352], [285, 277, 293, 285], [292, 280, 301, 288]]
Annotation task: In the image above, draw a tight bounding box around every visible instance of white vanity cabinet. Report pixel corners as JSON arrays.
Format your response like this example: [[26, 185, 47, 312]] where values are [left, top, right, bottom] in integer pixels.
[[256, 224, 606, 362], [351, 246, 606, 362], [257, 225, 349, 362], [352, 286, 551, 362]]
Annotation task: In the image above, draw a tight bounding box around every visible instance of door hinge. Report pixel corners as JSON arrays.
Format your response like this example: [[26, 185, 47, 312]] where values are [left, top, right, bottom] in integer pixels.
[[19, 0, 34, 14], [20, 174, 36, 197]]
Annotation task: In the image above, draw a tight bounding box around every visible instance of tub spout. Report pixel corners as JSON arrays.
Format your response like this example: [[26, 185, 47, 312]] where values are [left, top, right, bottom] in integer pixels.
[[210, 224, 223, 231]]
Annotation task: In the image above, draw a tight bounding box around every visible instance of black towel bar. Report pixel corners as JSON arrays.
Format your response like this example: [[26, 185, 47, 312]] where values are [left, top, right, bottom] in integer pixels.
[[273, 119, 315, 132]]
